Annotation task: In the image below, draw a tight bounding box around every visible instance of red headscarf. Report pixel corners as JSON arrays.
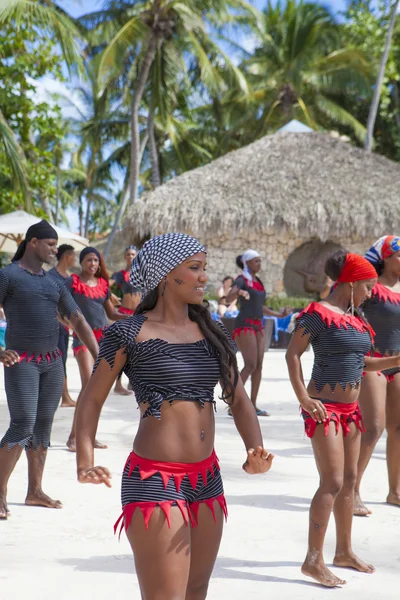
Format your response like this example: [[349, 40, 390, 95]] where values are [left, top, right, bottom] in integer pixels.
[[337, 253, 378, 283]]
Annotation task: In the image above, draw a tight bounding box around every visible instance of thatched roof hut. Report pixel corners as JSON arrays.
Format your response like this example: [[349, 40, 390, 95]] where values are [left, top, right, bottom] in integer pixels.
[[121, 132, 400, 295]]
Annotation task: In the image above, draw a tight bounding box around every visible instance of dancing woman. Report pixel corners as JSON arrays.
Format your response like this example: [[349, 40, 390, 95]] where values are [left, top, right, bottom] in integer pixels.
[[65, 247, 128, 451], [286, 251, 400, 587], [48, 244, 76, 407], [0, 221, 97, 519], [75, 233, 273, 599], [355, 236, 400, 515], [225, 250, 291, 416]]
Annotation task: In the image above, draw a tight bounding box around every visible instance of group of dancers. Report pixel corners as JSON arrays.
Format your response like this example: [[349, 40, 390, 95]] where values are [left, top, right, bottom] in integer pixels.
[[0, 221, 399, 597]]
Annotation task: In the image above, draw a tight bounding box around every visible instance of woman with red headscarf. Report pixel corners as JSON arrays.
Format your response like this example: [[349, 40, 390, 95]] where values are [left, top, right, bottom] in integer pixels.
[[286, 251, 400, 588], [354, 236, 400, 516]]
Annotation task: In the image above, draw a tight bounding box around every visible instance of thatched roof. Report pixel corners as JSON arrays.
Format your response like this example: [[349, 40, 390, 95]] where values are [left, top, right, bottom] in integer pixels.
[[127, 132, 400, 241]]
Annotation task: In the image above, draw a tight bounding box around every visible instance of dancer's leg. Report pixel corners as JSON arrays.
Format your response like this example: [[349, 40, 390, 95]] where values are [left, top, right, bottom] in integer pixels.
[[26, 357, 64, 509], [0, 361, 39, 518], [235, 333, 257, 389], [355, 372, 386, 515], [386, 373, 400, 506], [301, 422, 346, 587], [250, 331, 266, 412], [126, 506, 191, 600], [333, 424, 375, 572], [186, 503, 224, 600]]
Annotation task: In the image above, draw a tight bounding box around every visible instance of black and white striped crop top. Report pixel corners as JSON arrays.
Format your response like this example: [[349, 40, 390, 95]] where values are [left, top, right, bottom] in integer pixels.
[[295, 302, 373, 392], [363, 283, 400, 356], [94, 313, 235, 419]]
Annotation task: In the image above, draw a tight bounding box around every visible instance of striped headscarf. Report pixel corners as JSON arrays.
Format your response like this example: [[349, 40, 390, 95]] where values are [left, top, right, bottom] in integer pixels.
[[365, 236, 400, 267], [130, 233, 206, 294]]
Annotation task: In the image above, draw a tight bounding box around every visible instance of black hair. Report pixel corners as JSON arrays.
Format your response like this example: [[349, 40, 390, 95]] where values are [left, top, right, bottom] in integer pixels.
[[12, 240, 27, 262], [57, 244, 75, 261], [324, 250, 348, 281], [236, 255, 244, 269], [223, 276, 233, 284], [135, 290, 239, 406], [373, 261, 385, 277]]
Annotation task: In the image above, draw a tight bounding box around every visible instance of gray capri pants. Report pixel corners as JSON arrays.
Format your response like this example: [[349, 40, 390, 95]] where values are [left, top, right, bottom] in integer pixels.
[[0, 352, 64, 451]]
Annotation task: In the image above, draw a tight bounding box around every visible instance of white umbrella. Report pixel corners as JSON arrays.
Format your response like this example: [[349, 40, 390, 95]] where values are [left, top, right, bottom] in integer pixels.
[[0, 210, 88, 253]]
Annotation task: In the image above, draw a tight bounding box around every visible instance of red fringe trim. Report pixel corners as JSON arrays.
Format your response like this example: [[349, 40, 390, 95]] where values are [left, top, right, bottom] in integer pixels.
[[73, 328, 105, 355], [303, 401, 365, 438], [19, 348, 62, 364], [118, 306, 134, 315], [114, 495, 228, 537], [372, 282, 400, 306], [297, 302, 375, 339], [232, 318, 263, 339], [71, 273, 109, 300], [236, 275, 264, 292]]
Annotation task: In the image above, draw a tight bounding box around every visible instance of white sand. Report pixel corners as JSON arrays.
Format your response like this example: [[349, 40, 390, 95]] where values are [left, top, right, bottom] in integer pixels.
[[1, 348, 399, 600]]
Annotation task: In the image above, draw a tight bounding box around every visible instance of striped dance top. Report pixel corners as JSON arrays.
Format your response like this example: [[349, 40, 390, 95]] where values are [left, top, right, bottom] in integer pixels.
[[234, 275, 266, 325], [0, 262, 79, 353], [363, 282, 400, 355], [295, 302, 373, 392], [94, 313, 234, 419], [111, 270, 139, 296], [65, 274, 110, 331]]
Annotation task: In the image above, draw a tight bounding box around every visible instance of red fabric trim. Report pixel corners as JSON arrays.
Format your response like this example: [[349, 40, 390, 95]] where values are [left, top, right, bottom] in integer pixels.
[[372, 282, 400, 306], [337, 254, 377, 283], [118, 306, 134, 315], [303, 401, 365, 438], [297, 302, 375, 338], [73, 328, 104, 355], [237, 275, 264, 292], [121, 270, 130, 283], [19, 349, 61, 364], [114, 494, 228, 537], [382, 236, 400, 259], [71, 273, 109, 300]]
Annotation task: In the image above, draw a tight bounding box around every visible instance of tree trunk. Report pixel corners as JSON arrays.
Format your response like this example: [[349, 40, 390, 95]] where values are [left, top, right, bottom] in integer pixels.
[[78, 196, 84, 237], [365, 0, 400, 152], [55, 167, 61, 225], [40, 196, 53, 222], [84, 195, 91, 239], [103, 132, 149, 260], [148, 108, 161, 188], [129, 34, 158, 204], [393, 80, 400, 134]]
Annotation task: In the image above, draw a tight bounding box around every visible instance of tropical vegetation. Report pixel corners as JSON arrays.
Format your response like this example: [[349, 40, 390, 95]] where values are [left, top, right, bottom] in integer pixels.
[[0, 0, 399, 251]]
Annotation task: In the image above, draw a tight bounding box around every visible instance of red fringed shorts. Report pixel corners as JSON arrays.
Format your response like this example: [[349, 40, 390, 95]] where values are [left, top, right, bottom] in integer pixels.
[[114, 450, 227, 536], [73, 327, 105, 356], [232, 318, 264, 340], [118, 306, 134, 315], [301, 400, 365, 438]]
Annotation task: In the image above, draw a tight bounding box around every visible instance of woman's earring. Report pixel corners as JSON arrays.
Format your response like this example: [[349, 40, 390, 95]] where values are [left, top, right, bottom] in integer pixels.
[[350, 284, 354, 316], [162, 277, 167, 297]]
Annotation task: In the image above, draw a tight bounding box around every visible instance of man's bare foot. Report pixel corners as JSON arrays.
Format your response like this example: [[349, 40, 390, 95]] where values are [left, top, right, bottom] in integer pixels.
[[333, 552, 375, 573], [67, 438, 107, 452], [387, 493, 400, 506], [354, 492, 372, 516], [60, 396, 76, 408], [25, 490, 62, 509], [301, 563, 346, 587], [0, 494, 10, 519], [113, 384, 132, 396]]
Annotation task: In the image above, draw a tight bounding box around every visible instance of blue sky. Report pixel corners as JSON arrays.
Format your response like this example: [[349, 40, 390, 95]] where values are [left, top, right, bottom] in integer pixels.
[[59, 0, 349, 18]]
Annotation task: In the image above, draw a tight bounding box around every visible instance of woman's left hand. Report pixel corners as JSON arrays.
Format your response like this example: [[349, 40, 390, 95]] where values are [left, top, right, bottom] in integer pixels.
[[281, 306, 293, 317], [242, 446, 274, 474]]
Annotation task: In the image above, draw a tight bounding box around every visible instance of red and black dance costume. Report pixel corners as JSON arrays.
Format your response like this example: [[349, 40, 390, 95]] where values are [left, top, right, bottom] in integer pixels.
[[363, 283, 400, 382], [65, 274, 110, 355], [111, 270, 140, 315], [94, 314, 232, 534], [295, 302, 372, 438], [0, 263, 79, 450], [232, 275, 266, 339]]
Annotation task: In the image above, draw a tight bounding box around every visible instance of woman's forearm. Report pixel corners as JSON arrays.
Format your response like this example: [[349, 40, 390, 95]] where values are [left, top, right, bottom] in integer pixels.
[[263, 307, 283, 318], [76, 400, 101, 471], [286, 354, 310, 403], [364, 355, 400, 372], [231, 395, 263, 449]]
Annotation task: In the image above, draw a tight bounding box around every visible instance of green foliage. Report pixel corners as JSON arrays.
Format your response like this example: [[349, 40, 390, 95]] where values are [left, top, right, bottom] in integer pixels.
[[266, 296, 311, 311]]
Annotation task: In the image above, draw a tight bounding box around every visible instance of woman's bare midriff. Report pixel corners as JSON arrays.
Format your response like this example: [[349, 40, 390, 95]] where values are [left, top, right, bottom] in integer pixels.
[[307, 380, 361, 404], [133, 400, 216, 463]]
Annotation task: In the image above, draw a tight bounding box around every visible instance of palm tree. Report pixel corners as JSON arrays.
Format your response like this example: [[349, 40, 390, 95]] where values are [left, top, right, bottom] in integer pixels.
[[84, 0, 254, 251], [364, 0, 400, 151], [0, 110, 31, 206], [238, 0, 372, 140]]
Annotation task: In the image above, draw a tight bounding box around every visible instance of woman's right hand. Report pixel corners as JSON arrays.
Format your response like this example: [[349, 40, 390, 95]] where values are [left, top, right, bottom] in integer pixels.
[[300, 397, 328, 423], [78, 466, 112, 488], [238, 290, 250, 300], [0, 349, 20, 367]]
